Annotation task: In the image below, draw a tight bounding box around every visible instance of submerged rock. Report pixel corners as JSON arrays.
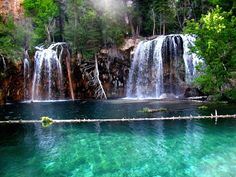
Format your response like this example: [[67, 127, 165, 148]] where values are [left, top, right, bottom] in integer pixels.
[[139, 107, 168, 113]]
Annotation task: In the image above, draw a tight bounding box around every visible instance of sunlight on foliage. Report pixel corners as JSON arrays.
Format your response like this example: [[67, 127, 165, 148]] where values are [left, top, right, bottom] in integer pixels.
[[185, 6, 236, 96], [203, 7, 226, 33]]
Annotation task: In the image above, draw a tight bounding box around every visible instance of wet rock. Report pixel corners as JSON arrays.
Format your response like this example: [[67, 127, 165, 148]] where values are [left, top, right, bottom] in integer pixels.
[[184, 88, 204, 97], [0, 89, 5, 105], [120, 37, 141, 51], [73, 39, 136, 99]]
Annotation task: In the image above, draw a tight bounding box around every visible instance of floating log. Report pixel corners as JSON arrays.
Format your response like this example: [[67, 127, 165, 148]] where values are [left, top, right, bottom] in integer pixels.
[[0, 111, 236, 125]]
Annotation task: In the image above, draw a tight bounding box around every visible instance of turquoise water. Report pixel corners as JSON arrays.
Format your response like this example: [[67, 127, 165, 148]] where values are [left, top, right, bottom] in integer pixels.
[[0, 100, 236, 176]]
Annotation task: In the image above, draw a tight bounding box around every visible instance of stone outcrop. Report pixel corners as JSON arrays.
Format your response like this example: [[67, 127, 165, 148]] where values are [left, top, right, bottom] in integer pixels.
[[0, 37, 138, 103], [0, 0, 24, 21], [74, 45, 135, 99], [0, 35, 204, 103], [0, 59, 24, 104]]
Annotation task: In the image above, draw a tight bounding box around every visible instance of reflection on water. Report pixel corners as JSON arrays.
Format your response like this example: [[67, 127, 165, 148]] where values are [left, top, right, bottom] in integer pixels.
[[0, 120, 236, 176], [153, 121, 167, 160], [0, 100, 236, 176], [1, 99, 236, 121]]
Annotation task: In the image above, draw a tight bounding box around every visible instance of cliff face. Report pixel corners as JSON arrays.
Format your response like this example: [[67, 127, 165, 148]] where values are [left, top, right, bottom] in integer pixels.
[[74, 48, 132, 99], [0, 0, 24, 20]]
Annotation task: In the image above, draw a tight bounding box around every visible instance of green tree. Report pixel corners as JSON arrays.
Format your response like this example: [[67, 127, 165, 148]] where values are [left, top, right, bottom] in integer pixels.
[[209, 0, 236, 14], [23, 0, 59, 45], [64, 0, 102, 59], [185, 6, 236, 95], [64, 0, 126, 59], [152, 0, 176, 35], [0, 15, 23, 61], [133, 0, 178, 35]]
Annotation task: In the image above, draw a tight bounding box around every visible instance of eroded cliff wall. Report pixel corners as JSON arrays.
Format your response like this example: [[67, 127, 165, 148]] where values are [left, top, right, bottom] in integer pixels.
[[0, 0, 23, 20]]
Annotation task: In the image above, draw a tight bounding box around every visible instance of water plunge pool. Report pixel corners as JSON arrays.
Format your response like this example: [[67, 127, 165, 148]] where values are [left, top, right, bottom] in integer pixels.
[[0, 100, 236, 176]]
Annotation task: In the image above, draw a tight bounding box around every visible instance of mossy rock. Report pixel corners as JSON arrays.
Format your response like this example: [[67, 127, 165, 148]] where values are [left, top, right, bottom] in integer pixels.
[[198, 105, 208, 110], [41, 116, 53, 127], [139, 107, 168, 113]]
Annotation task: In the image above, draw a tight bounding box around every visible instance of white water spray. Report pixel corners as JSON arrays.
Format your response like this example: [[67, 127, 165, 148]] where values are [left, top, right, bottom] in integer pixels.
[[126, 35, 202, 99], [31, 43, 74, 101]]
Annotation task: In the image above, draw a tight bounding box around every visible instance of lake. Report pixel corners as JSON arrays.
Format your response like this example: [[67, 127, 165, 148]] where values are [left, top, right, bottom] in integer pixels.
[[0, 100, 236, 176]]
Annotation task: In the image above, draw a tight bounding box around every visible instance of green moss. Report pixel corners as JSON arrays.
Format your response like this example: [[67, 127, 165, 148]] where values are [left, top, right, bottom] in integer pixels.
[[138, 107, 168, 113], [198, 105, 208, 110], [41, 116, 53, 128], [142, 107, 150, 113]]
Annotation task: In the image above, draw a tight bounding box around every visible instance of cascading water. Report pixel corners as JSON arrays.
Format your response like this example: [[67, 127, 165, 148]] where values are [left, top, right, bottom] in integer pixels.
[[126, 35, 202, 99], [31, 42, 74, 101], [23, 50, 30, 100], [181, 35, 202, 84], [127, 36, 165, 98]]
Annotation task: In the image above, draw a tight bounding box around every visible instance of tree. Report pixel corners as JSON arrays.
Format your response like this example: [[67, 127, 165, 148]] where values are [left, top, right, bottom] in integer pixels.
[[64, 0, 127, 59], [64, 0, 102, 59], [174, 0, 213, 31], [133, 0, 178, 35], [88, 0, 127, 47], [152, 0, 176, 35], [0, 15, 23, 61], [184, 6, 236, 95], [23, 0, 59, 45], [209, 0, 236, 14]]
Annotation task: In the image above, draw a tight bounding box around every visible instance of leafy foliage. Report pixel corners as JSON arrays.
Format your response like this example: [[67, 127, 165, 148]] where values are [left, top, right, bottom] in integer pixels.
[[64, 0, 126, 59], [185, 6, 236, 94], [224, 89, 236, 103], [23, 0, 59, 45], [0, 15, 23, 61], [209, 0, 236, 14], [18, 0, 236, 64], [64, 1, 102, 59]]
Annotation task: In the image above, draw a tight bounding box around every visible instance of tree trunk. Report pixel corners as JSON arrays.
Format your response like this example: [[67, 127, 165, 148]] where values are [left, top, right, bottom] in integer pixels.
[[152, 8, 156, 36], [94, 55, 107, 99], [45, 25, 52, 43], [162, 20, 166, 35], [159, 14, 162, 35], [130, 20, 136, 37], [65, 50, 75, 100], [136, 26, 140, 36]]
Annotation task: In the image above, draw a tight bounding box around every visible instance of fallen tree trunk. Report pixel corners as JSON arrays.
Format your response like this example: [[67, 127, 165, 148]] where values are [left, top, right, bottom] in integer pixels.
[[94, 55, 107, 99], [78, 55, 107, 99], [1, 112, 236, 125]]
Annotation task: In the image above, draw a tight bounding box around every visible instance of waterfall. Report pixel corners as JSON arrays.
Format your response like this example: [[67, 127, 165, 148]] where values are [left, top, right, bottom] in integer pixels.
[[181, 35, 202, 84], [127, 36, 166, 98], [31, 42, 74, 101], [23, 50, 30, 100], [126, 34, 202, 99]]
